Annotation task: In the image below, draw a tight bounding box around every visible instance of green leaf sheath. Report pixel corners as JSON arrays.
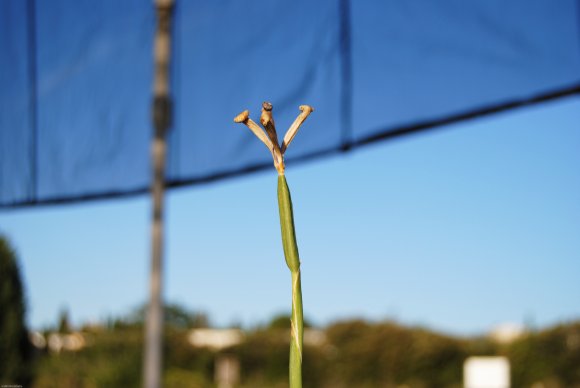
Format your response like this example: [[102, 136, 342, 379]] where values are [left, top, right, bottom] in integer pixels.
[[277, 174, 304, 388], [277, 175, 300, 272]]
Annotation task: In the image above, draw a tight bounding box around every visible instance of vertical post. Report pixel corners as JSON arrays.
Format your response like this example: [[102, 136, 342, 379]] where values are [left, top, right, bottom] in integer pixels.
[[144, 0, 173, 387]]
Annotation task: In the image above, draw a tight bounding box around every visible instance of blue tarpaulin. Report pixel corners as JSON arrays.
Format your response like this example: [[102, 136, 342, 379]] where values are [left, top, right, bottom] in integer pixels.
[[1, 0, 579, 207]]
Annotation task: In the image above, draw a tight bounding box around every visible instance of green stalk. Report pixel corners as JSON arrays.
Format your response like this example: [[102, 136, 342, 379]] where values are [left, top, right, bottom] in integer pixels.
[[277, 174, 304, 388], [235, 102, 313, 387]]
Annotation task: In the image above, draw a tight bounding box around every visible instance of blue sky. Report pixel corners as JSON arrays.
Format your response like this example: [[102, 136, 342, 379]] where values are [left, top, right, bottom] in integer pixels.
[[1, 96, 579, 335]]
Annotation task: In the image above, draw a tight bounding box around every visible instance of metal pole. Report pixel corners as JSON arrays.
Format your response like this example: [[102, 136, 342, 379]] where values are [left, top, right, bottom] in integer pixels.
[[144, 0, 173, 387]]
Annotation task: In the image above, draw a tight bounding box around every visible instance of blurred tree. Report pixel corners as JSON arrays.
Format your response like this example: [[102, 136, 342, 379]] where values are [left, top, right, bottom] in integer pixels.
[[164, 368, 209, 388], [325, 320, 465, 387], [58, 309, 71, 333], [0, 235, 33, 385], [119, 303, 209, 329], [164, 303, 209, 329], [29, 310, 580, 387], [508, 323, 580, 387], [465, 336, 498, 356], [235, 329, 289, 385]]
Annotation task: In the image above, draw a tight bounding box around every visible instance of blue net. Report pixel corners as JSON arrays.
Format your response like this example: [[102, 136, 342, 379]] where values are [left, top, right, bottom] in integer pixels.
[[1, 0, 579, 207]]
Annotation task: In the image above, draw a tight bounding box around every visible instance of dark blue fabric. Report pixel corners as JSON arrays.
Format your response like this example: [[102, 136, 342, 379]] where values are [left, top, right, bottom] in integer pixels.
[[1, 0, 579, 207], [0, 1, 35, 204]]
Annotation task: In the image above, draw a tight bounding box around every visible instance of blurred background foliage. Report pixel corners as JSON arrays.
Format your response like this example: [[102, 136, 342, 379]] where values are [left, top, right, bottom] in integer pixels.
[[0, 236, 33, 386], [24, 311, 580, 387]]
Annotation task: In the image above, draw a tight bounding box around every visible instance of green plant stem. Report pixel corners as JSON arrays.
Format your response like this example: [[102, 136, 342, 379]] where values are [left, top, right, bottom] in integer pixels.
[[277, 174, 303, 388]]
